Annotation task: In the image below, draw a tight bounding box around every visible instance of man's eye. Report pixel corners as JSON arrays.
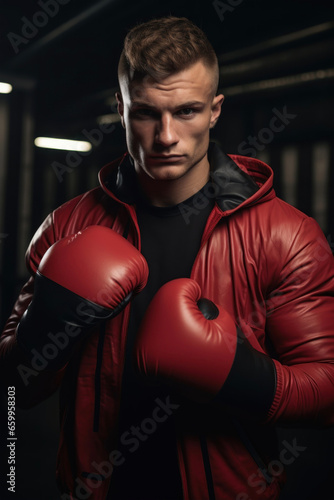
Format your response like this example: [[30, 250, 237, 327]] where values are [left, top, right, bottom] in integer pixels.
[[178, 108, 195, 116]]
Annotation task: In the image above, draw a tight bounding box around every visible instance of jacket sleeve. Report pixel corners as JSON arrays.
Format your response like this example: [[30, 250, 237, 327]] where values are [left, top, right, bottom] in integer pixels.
[[264, 216, 334, 426], [0, 213, 67, 409]]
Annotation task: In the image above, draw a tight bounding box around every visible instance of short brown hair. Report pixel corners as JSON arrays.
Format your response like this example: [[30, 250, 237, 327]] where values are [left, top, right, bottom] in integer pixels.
[[118, 16, 219, 92]]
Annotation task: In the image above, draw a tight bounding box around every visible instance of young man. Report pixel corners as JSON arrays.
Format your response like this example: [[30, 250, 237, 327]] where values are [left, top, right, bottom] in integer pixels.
[[1, 16, 334, 500]]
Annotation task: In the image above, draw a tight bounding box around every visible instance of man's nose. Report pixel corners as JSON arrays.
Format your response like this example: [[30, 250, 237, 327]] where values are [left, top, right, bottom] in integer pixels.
[[155, 115, 179, 147]]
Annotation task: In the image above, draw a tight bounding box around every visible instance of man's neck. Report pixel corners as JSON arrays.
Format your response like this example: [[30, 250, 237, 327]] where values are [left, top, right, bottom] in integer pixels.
[[134, 156, 210, 207]]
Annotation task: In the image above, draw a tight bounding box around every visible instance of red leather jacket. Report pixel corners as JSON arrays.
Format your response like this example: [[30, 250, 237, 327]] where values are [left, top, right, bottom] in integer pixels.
[[1, 146, 334, 500]]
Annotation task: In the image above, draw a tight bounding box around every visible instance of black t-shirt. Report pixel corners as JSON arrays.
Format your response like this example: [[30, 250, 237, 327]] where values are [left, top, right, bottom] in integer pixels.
[[108, 183, 214, 500]]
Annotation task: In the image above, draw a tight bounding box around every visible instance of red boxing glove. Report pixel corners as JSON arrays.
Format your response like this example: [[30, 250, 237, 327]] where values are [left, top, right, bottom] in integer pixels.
[[38, 225, 148, 308], [135, 278, 276, 417], [135, 278, 237, 402], [17, 226, 148, 369]]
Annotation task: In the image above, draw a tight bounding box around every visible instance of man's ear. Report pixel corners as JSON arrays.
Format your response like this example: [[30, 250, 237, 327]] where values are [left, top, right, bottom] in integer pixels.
[[115, 91, 125, 129], [210, 94, 224, 129]]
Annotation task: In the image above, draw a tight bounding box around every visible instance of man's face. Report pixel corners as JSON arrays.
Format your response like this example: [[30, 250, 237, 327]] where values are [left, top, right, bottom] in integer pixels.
[[116, 60, 224, 183]]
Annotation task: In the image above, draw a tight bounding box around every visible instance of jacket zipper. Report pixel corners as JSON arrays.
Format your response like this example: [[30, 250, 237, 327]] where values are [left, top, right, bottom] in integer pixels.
[[190, 206, 224, 279], [93, 321, 107, 432], [232, 418, 273, 484], [185, 208, 222, 500], [200, 434, 216, 500]]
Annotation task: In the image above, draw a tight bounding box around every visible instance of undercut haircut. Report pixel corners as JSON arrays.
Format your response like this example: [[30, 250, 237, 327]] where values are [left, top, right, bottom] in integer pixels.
[[118, 16, 219, 94]]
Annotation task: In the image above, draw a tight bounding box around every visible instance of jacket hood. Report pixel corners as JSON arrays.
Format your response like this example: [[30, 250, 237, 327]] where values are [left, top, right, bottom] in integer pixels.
[[99, 142, 275, 213]]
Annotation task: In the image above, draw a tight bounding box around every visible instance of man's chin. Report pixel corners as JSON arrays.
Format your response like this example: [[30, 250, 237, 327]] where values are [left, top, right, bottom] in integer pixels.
[[147, 164, 188, 181]]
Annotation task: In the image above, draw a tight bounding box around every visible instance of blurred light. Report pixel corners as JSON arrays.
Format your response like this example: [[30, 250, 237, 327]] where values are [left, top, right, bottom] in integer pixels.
[[97, 113, 121, 125], [34, 137, 92, 152], [0, 82, 13, 94]]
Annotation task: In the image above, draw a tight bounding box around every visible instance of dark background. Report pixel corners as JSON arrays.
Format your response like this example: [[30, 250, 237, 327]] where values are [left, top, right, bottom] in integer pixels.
[[0, 0, 334, 498]]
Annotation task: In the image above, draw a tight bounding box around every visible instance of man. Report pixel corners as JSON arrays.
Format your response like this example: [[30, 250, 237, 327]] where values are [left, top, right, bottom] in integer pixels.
[[1, 16, 334, 500]]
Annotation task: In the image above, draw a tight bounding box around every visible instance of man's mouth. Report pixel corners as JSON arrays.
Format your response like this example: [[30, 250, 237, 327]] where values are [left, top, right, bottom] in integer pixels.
[[149, 154, 185, 161]]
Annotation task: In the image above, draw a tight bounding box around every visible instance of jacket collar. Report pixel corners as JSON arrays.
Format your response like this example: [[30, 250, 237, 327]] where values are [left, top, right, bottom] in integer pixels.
[[100, 143, 261, 211], [207, 142, 259, 211]]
